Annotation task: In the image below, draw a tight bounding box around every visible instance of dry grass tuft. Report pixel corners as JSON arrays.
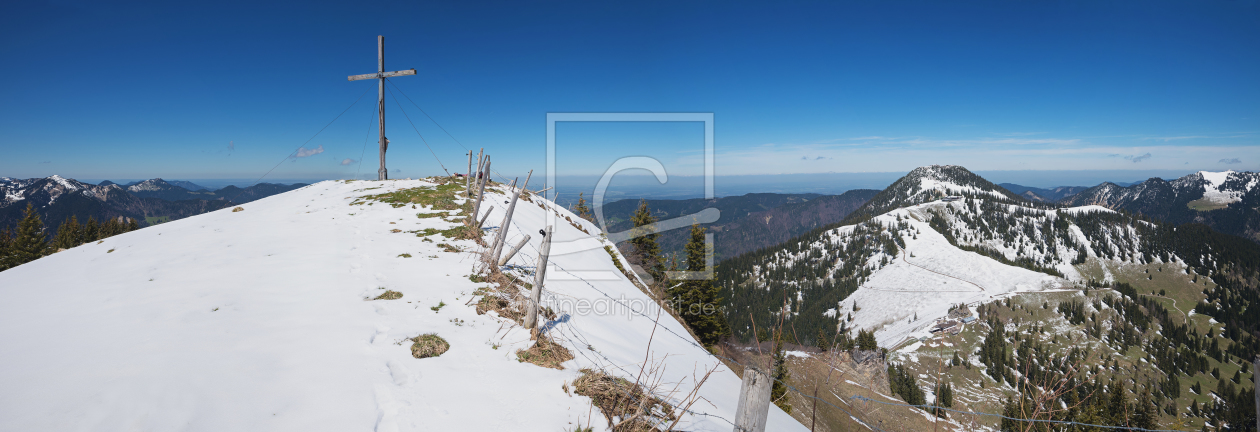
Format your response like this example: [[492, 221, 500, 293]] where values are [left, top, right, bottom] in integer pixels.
[[374, 290, 403, 300], [232, 207, 244, 212], [515, 333, 574, 370], [410, 333, 449, 359], [573, 369, 676, 431], [472, 272, 529, 322], [475, 292, 518, 319]]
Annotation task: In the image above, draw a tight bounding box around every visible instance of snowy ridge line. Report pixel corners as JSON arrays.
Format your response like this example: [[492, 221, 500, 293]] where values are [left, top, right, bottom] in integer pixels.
[[487, 198, 889, 431], [848, 396, 1181, 432], [493, 214, 740, 428], [545, 256, 891, 432], [481, 195, 745, 429]]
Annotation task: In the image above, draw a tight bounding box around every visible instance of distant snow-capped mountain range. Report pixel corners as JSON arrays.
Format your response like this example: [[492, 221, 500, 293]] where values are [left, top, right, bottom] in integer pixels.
[[1059, 170, 1260, 242], [1, 175, 306, 232]]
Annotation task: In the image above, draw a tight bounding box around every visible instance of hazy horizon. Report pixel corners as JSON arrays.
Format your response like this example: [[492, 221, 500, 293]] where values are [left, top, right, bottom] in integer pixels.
[[18, 167, 1215, 198]]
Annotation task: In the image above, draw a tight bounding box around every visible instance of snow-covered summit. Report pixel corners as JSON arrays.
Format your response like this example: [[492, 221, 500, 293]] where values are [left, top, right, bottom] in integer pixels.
[[846, 165, 1023, 223], [0, 178, 803, 431], [126, 177, 178, 193], [1195, 170, 1258, 205], [723, 166, 1174, 350]]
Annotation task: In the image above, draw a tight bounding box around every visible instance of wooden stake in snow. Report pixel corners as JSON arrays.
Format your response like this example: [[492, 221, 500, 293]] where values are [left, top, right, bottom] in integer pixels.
[[733, 366, 772, 432], [346, 35, 415, 181], [498, 235, 531, 267], [464, 150, 472, 195], [470, 157, 490, 225], [475, 207, 495, 231], [524, 226, 552, 329], [469, 148, 483, 197], [490, 170, 532, 264]]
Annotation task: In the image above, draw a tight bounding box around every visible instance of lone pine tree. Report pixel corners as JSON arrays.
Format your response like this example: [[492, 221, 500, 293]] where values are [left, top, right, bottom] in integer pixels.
[[4, 204, 50, 269], [572, 192, 593, 221], [667, 224, 729, 347], [629, 199, 665, 285], [770, 336, 791, 414], [0, 227, 12, 271]]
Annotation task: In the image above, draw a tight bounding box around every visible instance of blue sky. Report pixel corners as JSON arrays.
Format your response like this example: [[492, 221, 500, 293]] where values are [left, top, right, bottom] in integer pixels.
[[2, 0, 1258, 191]]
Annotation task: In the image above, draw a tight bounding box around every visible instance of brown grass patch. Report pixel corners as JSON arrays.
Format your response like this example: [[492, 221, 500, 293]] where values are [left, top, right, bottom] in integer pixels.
[[374, 290, 403, 300], [573, 369, 677, 431], [232, 207, 244, 212], [410, 333, 449, 359], [515, 333, 574, 370]]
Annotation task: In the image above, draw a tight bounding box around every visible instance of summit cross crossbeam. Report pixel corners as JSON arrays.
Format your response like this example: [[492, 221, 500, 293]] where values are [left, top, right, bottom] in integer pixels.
[[348, 35, 416, 180]]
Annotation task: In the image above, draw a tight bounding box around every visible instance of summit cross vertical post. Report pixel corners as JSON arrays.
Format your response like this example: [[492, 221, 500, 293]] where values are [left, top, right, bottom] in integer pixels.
[[348, 35, 416, 180]]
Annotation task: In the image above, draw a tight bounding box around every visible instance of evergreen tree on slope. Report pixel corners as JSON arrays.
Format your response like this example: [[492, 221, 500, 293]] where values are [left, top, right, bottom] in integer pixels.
[[629, 200, 665, 286], [770, 335, 791, 414], [4, 204, 50, 269], [51, 216, 81, 251], [667, 224, 729, 347], [0, 226, 12, 271]]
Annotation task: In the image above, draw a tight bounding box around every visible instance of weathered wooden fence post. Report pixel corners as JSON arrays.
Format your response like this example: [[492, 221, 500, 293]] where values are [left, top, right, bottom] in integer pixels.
[[490, 170, 532, 264], [524, 226, 553, 329], [469, 148, 483, 197], [481, 177, 516, 235], [733, 366, 773, 432], [470, 157, 490, 225], [498, 235, 531, 267], [464, 150, 472, 194], [475, 207, 494, 230]]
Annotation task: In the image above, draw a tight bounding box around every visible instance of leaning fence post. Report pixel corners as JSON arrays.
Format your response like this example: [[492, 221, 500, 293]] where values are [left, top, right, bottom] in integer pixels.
[[733, 366, 773, 432], [470, 157, 490, 225], [475, 207, 495, 231], [524, 226, 553, 329], [491, 170, 532, 263], [488, 177, 518, 258], [498, 235, 531, 267]]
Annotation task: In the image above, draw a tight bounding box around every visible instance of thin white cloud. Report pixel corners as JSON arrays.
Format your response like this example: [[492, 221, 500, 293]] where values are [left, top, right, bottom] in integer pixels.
[[340, 158, 356, 166], [293, 145, 324, 158], [1220, 158, 1242, 164]]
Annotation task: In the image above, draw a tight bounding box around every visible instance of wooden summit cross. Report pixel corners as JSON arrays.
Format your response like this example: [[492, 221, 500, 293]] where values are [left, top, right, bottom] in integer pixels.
[[348, 35, 416, 180]]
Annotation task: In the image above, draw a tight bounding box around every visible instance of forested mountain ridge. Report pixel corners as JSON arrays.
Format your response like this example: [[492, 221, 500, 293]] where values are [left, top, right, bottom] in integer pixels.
[[0, 175, 306, 233], [715, 165, 1259, 430], [1062, 170, 1260, 242], [998, 183, 1089, 202], [719, 165, 1118, 344], [708, 189, 878, 259], [596, 190, 877, 260]]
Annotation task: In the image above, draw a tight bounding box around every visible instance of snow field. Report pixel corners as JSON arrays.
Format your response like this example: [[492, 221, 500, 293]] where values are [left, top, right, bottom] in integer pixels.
[[836, 205, 1064, 348], [0, 179, 804, 432]]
